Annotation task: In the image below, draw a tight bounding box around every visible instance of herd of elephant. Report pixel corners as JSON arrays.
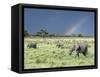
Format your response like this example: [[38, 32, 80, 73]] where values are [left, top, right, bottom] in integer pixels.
[[27, 42, 88, 57]]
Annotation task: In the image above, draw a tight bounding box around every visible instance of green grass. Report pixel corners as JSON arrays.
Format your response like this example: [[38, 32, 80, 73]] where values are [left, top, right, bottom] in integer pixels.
[[24, 37, 94, 69]]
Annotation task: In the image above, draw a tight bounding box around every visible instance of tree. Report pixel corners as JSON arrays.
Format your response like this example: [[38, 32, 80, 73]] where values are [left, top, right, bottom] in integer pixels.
[[40, 29, 48, 37], [35, 29, 49, 37], [78, 33, 83, 37], [24, 30, 29, 36]]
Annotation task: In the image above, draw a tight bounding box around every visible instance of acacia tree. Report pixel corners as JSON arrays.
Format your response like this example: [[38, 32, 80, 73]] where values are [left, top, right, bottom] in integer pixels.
[[35, 29, 48, 42], [40, 29, 48, 38], [35, 29, 48, 37], [78, 33, 83, 37]]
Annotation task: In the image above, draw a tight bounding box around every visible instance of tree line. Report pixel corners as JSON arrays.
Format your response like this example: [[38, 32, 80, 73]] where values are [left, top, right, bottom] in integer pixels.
[[24, 29, 86, 37]]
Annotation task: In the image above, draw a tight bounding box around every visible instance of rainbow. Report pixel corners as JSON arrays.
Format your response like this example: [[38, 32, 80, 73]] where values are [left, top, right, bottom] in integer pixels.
[[64, 17, 88, 35]]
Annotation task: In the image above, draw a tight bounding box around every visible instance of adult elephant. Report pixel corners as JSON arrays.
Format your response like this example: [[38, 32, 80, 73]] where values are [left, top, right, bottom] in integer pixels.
[[69, 43, 88, 57]]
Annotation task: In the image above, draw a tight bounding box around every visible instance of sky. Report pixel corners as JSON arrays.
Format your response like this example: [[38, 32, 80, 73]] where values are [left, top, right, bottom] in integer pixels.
[[24, 8, 95, 36]]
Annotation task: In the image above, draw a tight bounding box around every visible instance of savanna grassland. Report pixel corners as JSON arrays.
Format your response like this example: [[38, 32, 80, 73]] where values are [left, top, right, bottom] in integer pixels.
[[24, 37, 95, 69]]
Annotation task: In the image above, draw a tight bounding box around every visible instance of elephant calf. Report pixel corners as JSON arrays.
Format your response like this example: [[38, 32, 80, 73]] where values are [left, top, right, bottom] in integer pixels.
[[27, 43, 37, 49]]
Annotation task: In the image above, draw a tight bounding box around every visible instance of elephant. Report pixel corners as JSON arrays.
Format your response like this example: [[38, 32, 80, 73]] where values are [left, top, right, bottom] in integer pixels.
[[69, 43, 88, 57]]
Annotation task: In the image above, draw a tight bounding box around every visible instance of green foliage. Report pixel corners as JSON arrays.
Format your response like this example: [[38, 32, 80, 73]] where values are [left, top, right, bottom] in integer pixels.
[[78, 33, 83, 37], [35, 29, 49, 37]]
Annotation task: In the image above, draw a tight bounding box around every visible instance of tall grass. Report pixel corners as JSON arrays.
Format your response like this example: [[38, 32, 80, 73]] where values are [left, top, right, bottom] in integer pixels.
[[24, 37, 94, 69]]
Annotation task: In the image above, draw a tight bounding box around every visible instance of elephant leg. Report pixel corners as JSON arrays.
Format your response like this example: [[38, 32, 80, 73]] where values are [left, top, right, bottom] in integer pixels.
[[75, 51, 79, 57], [82, 52, 85, 56], [69, 49, 73, 55]]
